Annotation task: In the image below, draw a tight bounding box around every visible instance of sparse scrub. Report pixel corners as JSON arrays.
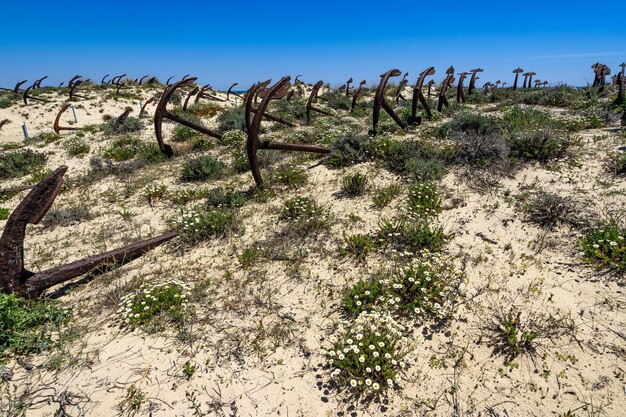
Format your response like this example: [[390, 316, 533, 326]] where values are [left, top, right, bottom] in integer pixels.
[[522, 190, 578, 229], [63, 137, 90, 157], [174, 207, 237, 244], [340, 233, 375, 261], [273, 164, 308, 188], [42, 202, 92, 228], [407, 182, 442, 219], [281, 196, 331, 236], [580, 221, 626, 273], [180, 155, 225, 182], [603, 152, 626, 176], [376, 216, 447, 253], [341, 172, 369, 196], [371, 184, 402, 208], [321, 311, 408, 397], [0, 150, 47, 180], [117, 280, 190, 328], [217, 106, 245, 133], [326, 134, 370, 168]]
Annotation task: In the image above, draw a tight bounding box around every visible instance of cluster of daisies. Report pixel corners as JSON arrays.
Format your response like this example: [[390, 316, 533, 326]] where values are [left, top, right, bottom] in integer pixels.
[[117, 280, 190, 327], [580, 223, 626, 271], [406, 182, 443, 219], [321, 311, 410, 394]]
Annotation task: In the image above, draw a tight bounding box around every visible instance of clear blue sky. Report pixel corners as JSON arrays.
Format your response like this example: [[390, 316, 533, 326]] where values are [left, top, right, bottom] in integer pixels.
[[1, 1, 624, 89]]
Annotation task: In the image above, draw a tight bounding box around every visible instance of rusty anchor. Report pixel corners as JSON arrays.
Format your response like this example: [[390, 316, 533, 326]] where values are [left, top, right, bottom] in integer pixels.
[[22, 84, 48, 105], [306, 80, 332, 123], [10, 80, 28, 95], [101, 74, 110, 84], [69, 79, 88, 101], [615, 72, 624, 105], [0, 166, 177, 298], [227, 83, 243, 101], [33, 76, 48, 89], [182, 86, 200, 111], [456, 72, 468, 103], [154, 77, 223, 157], [166, 76, 175, 86], [512, 68, 524, 90], [527, 72, 536, 88], [0, 119, 9, 130], [139, 75, 149, 85], [53, 104, 81, 134], [350, 80, 367, 112], [139, 97, 156, 117], [395, 72, 409, 104], [345, 77, 353, 97], [369, 69, 407, 136], [245, 77, 330, 187], [407, 67, 435, 125], [195, 84, 225, 104], [467, 68, 483, 95], [437, 67, 456, 112]]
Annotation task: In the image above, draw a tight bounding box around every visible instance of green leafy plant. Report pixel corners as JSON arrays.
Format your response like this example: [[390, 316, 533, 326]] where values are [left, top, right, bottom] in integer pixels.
[[341, 172, 369, 196], [273, 164, 308, 188], [0, 208, 9, 220], [340, 233, 375, 261], [63, 137, 90, 157], [376, 217, 447, 253], [321, 311, 409, 397], [407, 182, 442, 218], [173, 207, 237, 244], [371, 184, 402, 208], [180, 155, 225, 182], [0, 150, 47, 180], [281, 196, 331, 236], [580, 221, 626, 273], [182, 360, 197, 379], [117, 280, 190, 327]]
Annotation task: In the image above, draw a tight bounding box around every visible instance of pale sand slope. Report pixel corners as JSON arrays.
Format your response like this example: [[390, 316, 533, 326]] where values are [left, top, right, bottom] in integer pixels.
[[0, 84, 624, 416]]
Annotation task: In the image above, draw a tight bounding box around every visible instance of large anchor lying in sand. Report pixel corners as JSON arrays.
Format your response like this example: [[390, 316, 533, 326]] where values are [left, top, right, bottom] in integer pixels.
[[0, 166, 177, 299], [370, 69, 407, 135], [408, 67, 435, 125], [154, 77, 223, 157], [245, 76, 330, 187]]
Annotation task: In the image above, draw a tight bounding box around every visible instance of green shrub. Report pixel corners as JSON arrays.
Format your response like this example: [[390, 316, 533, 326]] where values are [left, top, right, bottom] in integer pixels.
[[371, 184, 402, 208], [174, 207, 237, 244], [340, 233, 375, 261], [603, 152, 626, 176], [321, 311, 408, 396], [273, 164, 308, 188], [180, 155, 225, 182], [0, 208, 9, 220], [436, 112, 496, 138], [580, 222, 626, 273], [104, 115, 143, 134], [407, 182, 442, 218], [281, 196, 331, 236], [342, 279, 384, 315], [0, 294, 68, 356], [376, 217, 447, 253], [217, 106, 245, 133], [522, 191, 577, 229], [102, 136, 143, 161], [405, 158, 446, 182], [341, 172, 369, 196], [63, 137, 90, 157], [205, 187, 246, 209], [0, 150, 47, 180], [326, 135, 370, 168], [117, 280, 190, 328], [142, 184, 169, 206]]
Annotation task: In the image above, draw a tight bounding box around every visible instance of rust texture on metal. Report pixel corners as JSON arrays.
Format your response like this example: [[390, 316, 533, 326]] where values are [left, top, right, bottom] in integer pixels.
[[592, 63, 611, 92], [154, 77, 223, 157], [408, 67, 435, 125], [456, 72, 468, 103], [53, 104, 81, 134], [345, 77, 353, 97], [0, 166, 177, 298], [369, 69, 407, 136], [351, 80, 367, 112], [438, 70, 456, 112], [33, 76, 48, 89], [467, 68, 484, 95], [68, 75, 82, 89], [306, 80, 332, 123], [245, 77, 330, 187]]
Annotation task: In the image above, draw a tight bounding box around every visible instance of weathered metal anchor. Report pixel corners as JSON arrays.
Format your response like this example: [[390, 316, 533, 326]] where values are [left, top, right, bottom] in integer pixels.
[[182, 86, 200, 111], [69, 79, 88, 100], [467, 68, 483, 95], [0, 166, 177, 299], [369, 69, 407, 135], [154, 77, 223, 157], [195, 84, 225, 104], [139, 97, 156, 117], [306, 80, 332, 123], [227, 83, 243, 101], [351, 80, 367, 112], [22, 84, 48, 105], [408, 67, 435, 125], [456, 72, 469, 103], [395, 72, 409, 104], [33, 76, 48, 89], [245, 77, 330, 187], [53, 104, 82, 134], [345, 77, 353, 97], [615, 72, 624, 105], [437, 67, 455, 112], [512, 68, 524, 90], [101, 74, 110, 84]]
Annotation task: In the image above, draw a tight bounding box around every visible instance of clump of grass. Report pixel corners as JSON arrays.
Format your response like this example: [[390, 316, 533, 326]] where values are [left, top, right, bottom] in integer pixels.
[[102, 135, 143, 161], [180, 155, 225, 182], [436, 112, 496, 138], [407, 182, 442, 219], [376, 217, 447, 253], [405, 157, 446, 183], [205, 187, 246, 209], [273, 164, 308, 188], [522, 191, 578, 229], [42, 202, 92, 228], [142, 184, 169, 206], [281, 196, 331, 236], [326, 134, 370, 168], [171, 113, 205, 142], [341, 172, 369, 196], [217, 106, 245, 133], [580, 221, 626, 273], [0, 150, 47, 180], [118, 384, 146, 414], [343, 253, 462, 320], [173, 207, 237, 244], [0, 294, 68, 356], [371, 184, 402, 208], [63, 137, 90, 157], [238, 246, 260, 268], [117, 280, 190, 328], [603, 152, 626, 176], [340, 233, 375, 261], [0, 208, 9, 220], [104, 115, 143, 134], [321, 311, 408, 397]]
